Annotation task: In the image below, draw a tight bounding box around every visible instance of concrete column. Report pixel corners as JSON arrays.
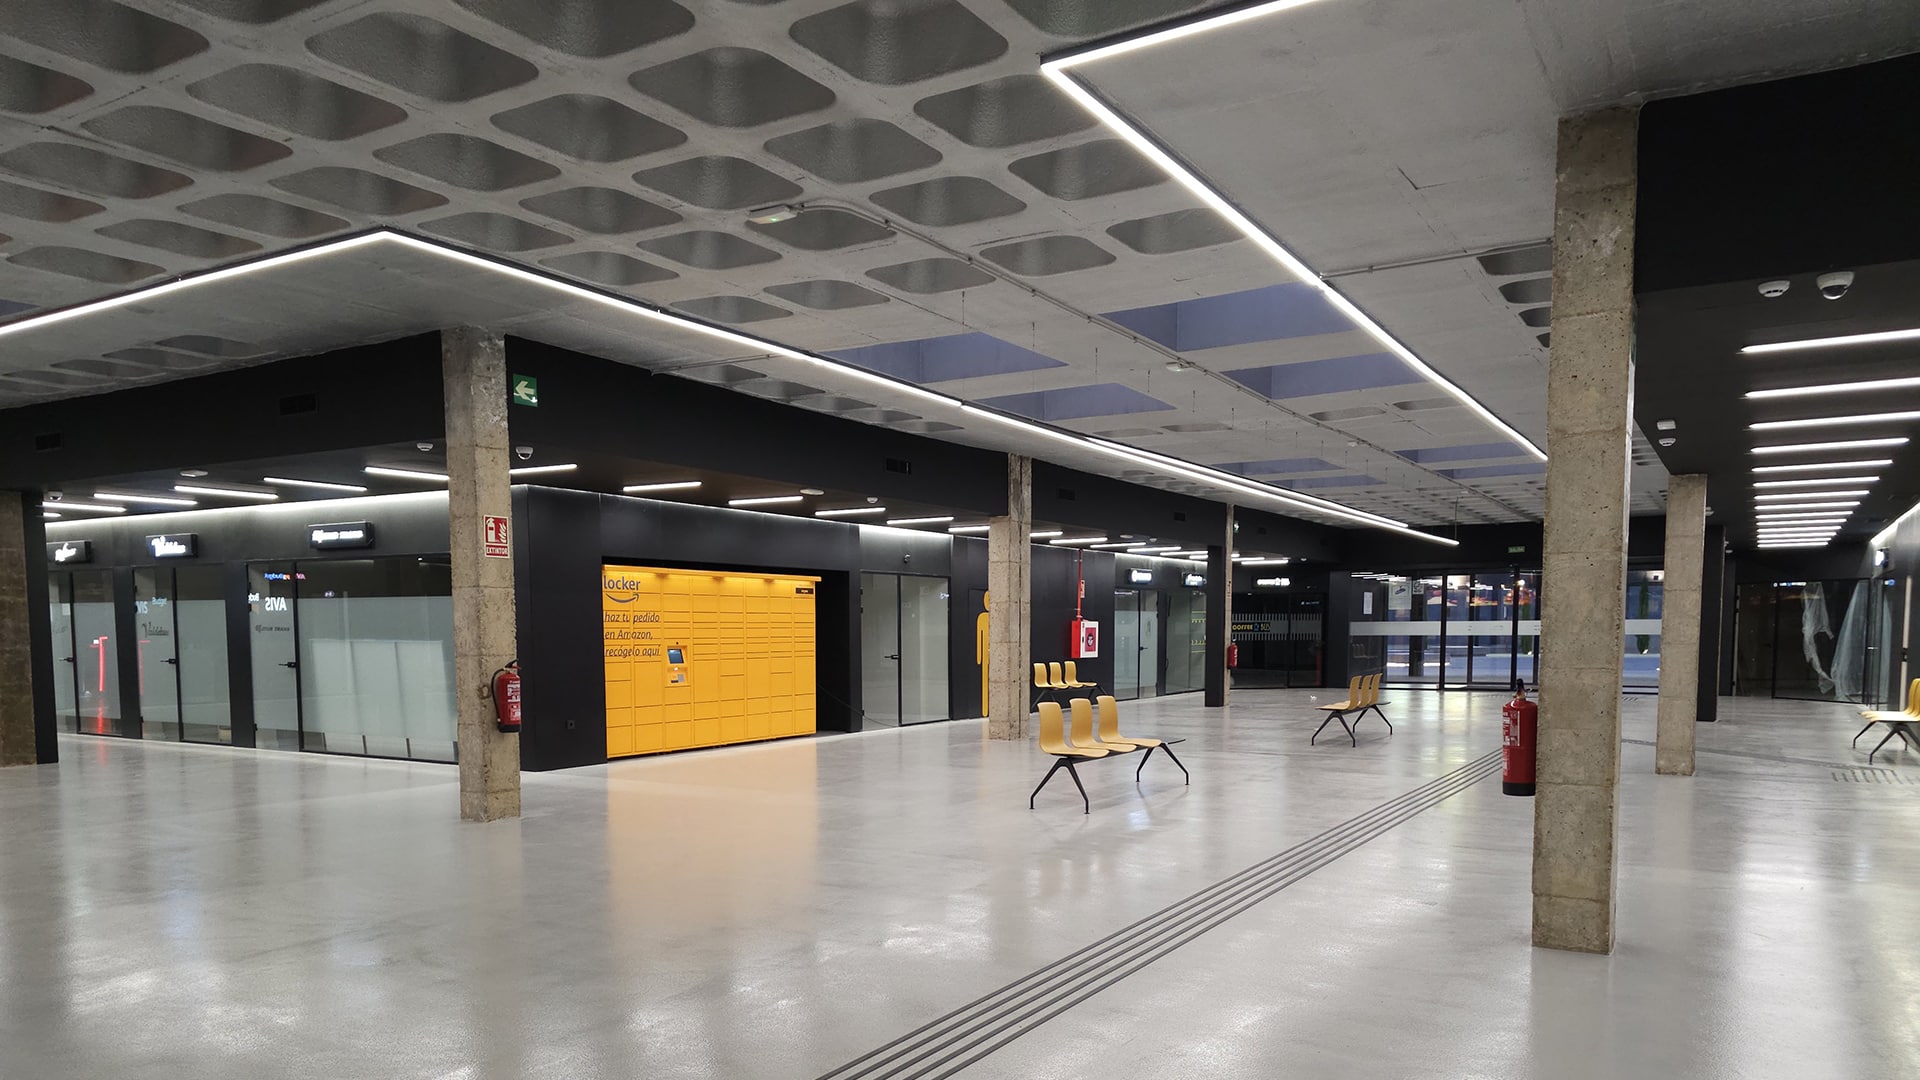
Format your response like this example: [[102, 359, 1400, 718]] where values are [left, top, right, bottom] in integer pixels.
[[1204, 508, 1233, 708], [986, 454, 1032, 740], [0, 492, 35, 766], [443, 328, 520, 821], [1656, 475, 1707, 774], [1533, 107, 1638, 955]]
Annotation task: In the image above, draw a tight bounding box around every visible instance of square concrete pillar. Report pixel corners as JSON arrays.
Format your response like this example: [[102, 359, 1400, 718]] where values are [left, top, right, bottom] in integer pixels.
[[443, 328, 520, 821], [1656, 474, 1707, 775], [1533, 107, 1638, 955], [986, 455, 1032, 741], [0, 491, 36, 767]]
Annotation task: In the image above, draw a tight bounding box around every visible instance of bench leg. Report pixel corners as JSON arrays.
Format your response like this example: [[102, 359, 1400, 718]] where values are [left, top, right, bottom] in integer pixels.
[[1311, 715, 1335, 745], [1030, 758, 1067, 809], [1135, 743, 1154, 781], [1853, 721, 1877, 748], [1870, 727, 1902, 765], [1065, 759, 1090, 815], [1360, 705, 1392, 733], [1152, 742, 1189, 785], [1341, 715, 1355, 747]]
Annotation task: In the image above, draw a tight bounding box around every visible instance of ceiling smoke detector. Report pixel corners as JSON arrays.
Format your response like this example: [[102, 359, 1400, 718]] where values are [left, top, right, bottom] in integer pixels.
[[1658, 436, 1677, 447], [1758, 279, 1790, 299]]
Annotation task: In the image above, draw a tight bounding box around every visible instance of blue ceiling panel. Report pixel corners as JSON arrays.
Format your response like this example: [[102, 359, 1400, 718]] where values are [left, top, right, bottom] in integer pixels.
[[1437, 463, 1547, 479], [976, 382, 1172, 422], [1225, 352, 1421, 399], [1104, 282, 1355, 352], [1216, 457, 1338, 475], [827, 330, 1065, 384], [1397, 441, 1525, 464], [1284, 474, 1380, 489]]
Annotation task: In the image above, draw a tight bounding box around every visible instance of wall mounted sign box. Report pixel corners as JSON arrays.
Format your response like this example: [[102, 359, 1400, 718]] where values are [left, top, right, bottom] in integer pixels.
[[1128, 568, 1154, 584], [145, 533, 197, 559], [601, 564, 819, 758], [47, 539, 91, 565], [1184, 574, 1206, 587], [308, 522, 375, 550]]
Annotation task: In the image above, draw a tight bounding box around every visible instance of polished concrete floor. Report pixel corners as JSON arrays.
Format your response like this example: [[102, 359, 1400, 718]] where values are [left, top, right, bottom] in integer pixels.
[[3, 689, 1918, 1078]]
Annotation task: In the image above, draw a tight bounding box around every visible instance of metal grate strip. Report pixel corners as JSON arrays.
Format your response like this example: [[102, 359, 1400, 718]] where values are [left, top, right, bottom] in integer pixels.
[[816, 749, 1502, 1080]]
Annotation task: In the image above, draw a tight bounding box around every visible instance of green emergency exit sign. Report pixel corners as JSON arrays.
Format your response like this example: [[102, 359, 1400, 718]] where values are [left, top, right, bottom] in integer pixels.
[[512, 375, 538, 407]]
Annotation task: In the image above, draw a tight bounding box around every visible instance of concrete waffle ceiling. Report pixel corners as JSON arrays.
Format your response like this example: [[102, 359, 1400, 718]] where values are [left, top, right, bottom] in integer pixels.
[[0, 1, 1908, 527]]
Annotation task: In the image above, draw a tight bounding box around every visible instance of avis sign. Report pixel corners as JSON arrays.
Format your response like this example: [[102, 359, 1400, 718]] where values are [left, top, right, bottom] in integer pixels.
[[483, 514, 511, 559]]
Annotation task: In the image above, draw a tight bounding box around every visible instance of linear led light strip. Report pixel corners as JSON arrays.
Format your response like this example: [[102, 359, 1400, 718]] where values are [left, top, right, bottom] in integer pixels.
[[0, 229, 1450, 547], [1038, 2, 1544, 466], [1742, 327, 1920, 355]]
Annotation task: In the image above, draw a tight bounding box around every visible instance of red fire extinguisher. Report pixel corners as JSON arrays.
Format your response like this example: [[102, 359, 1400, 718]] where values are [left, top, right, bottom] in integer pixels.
[[1502, 678, 1536, 796], [1226, 643, 1239, 669], [490, 660, 522, 734]]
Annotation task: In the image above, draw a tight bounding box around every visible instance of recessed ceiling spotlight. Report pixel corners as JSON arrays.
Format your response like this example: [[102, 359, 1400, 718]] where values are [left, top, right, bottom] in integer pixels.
[[179, 469, 209, 478], [1752, 437, 1910, 455], [746, 204, 800, 225], [1165, 361, 1191, 373], [622, 480, 701, 493], [364, 466, 449, 483], [1655, 419, 1677, 431]]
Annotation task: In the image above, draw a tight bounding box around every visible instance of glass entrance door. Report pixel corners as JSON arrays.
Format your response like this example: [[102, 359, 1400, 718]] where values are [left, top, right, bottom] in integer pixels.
[[134, 567, 180, 740], [860, 573, 952, 726], [47, 573, 77, 729], [70, 570, 124, 736], [249, 562, 301, 751], [860, 572, 901, 727], [174, 565, 233, 744], [1111, 589, 1160, 700]]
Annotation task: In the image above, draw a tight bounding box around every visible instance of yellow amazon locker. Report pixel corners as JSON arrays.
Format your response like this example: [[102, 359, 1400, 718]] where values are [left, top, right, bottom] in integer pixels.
[[602, 564, 819, 757]]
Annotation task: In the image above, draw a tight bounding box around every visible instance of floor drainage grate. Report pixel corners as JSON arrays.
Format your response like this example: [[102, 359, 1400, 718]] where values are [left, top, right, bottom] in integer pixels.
[[1832, 769, 1914, 784]]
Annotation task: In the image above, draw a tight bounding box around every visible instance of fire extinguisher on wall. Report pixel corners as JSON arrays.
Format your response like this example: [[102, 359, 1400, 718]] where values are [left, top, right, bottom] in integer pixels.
[[1502, 678, 1536, 796], [490, 659, 522, 734], [1226, 642, 1239, 669]]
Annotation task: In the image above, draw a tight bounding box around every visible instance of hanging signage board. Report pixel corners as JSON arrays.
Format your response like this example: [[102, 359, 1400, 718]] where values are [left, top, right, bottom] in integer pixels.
[[308, 522, 375, 550], [1128, 568, 1153, 585], [1183, 573, 1206, 587], [47, 539, 91, 565], [145, 533, 197, 559]]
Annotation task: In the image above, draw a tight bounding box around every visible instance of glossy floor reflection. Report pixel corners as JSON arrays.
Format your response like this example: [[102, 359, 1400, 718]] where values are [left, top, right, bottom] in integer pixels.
[[2, 690, 1917, 1078]]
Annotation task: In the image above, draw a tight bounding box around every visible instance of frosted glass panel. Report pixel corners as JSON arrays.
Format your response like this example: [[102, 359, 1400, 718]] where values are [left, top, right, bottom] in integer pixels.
[[297, 559, 454, 761], [175, 565, 231, 744], [899, 575, 949, 725]]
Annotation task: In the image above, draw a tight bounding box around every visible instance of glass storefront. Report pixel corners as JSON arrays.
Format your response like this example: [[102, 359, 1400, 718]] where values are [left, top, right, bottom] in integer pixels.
[[1354, 569, 1543, 690], [1733, 578, 1894, 706], [859, 572, 951, 726], [134, 565, 232, 744], [296, 558, 456, 761], [1164, 589, 1207, 694]]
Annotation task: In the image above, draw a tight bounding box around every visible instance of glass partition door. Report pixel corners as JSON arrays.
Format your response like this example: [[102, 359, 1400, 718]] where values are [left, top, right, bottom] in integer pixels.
[[860, 573, 951, 726], [47, 573, 76, 728], [134, 567, 180, 741], [71, 570, 123, 736]]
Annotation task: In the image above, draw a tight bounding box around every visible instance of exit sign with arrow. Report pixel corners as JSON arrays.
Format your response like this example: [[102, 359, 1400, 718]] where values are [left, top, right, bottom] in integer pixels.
[[511, 375, 538, 407]]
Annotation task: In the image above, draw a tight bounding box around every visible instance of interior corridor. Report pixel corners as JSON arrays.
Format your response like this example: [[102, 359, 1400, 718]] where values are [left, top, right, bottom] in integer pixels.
[[1, 691, 1915, 1079]]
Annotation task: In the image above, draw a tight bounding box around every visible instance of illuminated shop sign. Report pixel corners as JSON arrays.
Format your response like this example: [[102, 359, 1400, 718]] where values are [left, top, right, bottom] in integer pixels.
[[1183, 574, 1206, 587], [47, 539, 91, 565], [1128, 568, 1153, 584], [308, 521, 375, 550], [1255, 577, 1292, 587], [146, 533, 197, 559]]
